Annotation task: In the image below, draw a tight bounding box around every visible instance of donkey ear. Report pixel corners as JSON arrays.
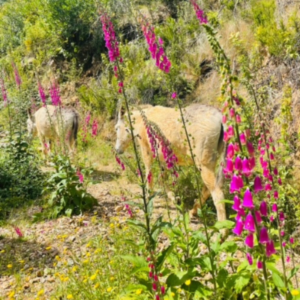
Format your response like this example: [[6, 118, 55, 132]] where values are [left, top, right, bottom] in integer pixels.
[[27, 108, 33, 121], [118, 106, 126, 119]]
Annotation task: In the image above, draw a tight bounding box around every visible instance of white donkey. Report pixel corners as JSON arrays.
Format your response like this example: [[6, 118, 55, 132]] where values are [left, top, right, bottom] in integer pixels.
[[115, 104, 226, 222], [27, 105, 79, 157]]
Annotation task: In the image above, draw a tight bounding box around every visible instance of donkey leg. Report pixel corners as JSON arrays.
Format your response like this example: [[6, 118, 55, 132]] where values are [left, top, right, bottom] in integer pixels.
[[199, 165, 226, 222], [190, 186, 211, 217]]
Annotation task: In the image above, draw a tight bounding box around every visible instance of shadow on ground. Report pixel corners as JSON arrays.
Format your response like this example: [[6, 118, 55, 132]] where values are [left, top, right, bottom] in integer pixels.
[[91, 169, 119, 183], [0, 237, 58, 276]]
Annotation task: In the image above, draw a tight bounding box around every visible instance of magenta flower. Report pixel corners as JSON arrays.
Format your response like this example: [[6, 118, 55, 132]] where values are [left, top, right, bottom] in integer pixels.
[[266, 240, 276, 257], [226, 143, 235, 158], [279, 212, 284, 221], [156, 295, 160, 300], [286, 256, 290, 263], [229, 108, 235, 118], [230, 175, 244, 193], [100, 13, 120, 62], [235, 208, 246, 221], [247, 142, 255, 157], [254, 176, 263, 193], [270, 152, 275, 160], [245, 233, 254, 248], [244, 213, 255, 232], [257, 261, 263, 269], [282, 242, 286, 247], [191, 0, 208, 24], [49, 82, 61, 106], [92, 119, 98, 137], [240, 133, 246, 145], [141, 20, 171, 73], [260, 201, 268, 216], [274, 190, 279, 199], [255, 211, 262, 224], [278, 178, 282, 185], [227, 126, 234, 139], [152, 283, 157, 291], [38, 82, 47, 105], [242, 189, 254, 209], [248, 157, 256, 170], [76, 169, 84, 183], [290, 237, 294, 244], [246, 253, 253, 265], [242, 158, 252, 177], [259, 227, 269, 244], [222, 115, 227, 123], [272, 204, 278, 212], [171, 92, 177, 99], [233, 219, 244, 236], [147, 171, 152, 184], [273, 167, 278, 176], [161, 286, 165, 294], [14, 227, 23, 238], [234, 156, 242, 171], [232, 195, 241, 211], [270, 215, 274, 222], [265, 183, 272, 191], [280, 231, 285, 237], [236, 114, 241, 123], [224, 158, 234, 174], [12, 62, 22, 88]]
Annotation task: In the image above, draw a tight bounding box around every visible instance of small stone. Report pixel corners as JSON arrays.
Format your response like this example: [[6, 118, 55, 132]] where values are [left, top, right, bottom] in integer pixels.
[[115, 205, 123, 212]]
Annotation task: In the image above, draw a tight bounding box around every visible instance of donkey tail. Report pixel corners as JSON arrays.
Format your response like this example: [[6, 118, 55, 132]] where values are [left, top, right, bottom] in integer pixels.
[[216, 123, 226, 188]]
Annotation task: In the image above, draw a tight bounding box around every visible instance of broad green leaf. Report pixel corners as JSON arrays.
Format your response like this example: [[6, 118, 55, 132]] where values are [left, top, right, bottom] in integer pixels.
[[156, 244, 174, 270], [272, 272, 285, 289], [126, 219, 147, 232], [214, 220, 235, 230], [216, 268, 228, 288], [288, 267, 299, 280], [220, 241, 238, 253], [235, 272, 251, 293], [147, 198, 154, 217]]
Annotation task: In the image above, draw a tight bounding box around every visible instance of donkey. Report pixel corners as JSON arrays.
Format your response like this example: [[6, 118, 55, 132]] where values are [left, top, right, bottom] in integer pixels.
[[27, 105, 79, 157], [115, 104, 226, 222]]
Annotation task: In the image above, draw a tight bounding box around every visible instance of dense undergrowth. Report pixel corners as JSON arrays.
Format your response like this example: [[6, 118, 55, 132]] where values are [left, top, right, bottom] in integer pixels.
[[1, 0, 300, 299]]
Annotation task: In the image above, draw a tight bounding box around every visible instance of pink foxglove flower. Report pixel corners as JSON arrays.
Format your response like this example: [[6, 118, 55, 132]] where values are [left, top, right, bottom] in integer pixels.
[[259, 227, 269, 244], [279, 212, 284, 221], [232, 219, 244, 236], [14, 227, 23, 238], [255, 211, 262, 224], [246, 142, 255, 157], [290, 237, 294, 244], [12, 62, 22, 88], [246, 253, 253, 265], [260, 201, 268, 216], [244, 213, 255, 232], [254, 176, 263, 193], [232, 195, 241, 211], [171, 92, 177, 99], [230, 175, 243, 193], [92, 119, 98, 137], [0, 78, 8, 103], [257, 261, 263, 269], [234, 156, 242, 171], [191, 0, 208, 24], [240, 133, 246, 145], [38, 82, 47, 105], [50, 81, 61, 106], [272, 204, 278, 212], [286, 256, 290, 263], [76, 170, 84, 183], [266, 240, 276, 257], [242, 189, 254, 209], [226, 143, 235, 158], [245, 233, 254, 248]]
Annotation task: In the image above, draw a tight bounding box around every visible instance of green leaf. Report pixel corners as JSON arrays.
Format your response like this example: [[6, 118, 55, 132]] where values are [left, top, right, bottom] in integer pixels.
[[214, 220, 235, 230], [220, 241, 238, 253], [147, 198, 154, 217], [216, 268, 228, 288], [127, 219, 147, 232], [65, 208, 72, 217], [156, 244, 174, 271], [288, 267, 299, 280], [272, 272, 285, 289]]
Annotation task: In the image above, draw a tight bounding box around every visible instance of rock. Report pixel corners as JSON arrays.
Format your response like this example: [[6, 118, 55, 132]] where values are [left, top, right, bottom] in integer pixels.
[[115, 205, 124, 212]]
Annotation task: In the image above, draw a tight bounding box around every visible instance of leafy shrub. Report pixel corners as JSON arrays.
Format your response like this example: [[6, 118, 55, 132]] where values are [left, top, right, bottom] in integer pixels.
[[0, 131, 44, 219], [43, 155, 97, 218]]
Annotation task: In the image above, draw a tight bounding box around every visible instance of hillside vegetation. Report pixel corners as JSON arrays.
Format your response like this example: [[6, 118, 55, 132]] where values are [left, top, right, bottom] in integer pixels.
[[1, 0, 300, 299]]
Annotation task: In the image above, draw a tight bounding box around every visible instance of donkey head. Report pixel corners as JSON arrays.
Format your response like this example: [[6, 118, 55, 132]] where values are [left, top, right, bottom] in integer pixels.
[[115, 106, 132, 154], [27, 109, 37, 138]]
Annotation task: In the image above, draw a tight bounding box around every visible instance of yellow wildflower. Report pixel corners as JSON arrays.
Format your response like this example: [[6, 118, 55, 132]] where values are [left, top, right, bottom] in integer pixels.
[[19, 260, 25, 264], [185, 279, 191, 286], [55, 255, 60, 261], [291, 290, 300, 296], [0, 249, 5, 253], [110, 276, 115, 281], [37, 289, 44, 296], [86, 252, 91, 257], [171, 292, 175, 297], [107, 287, 112, 292], [72, 266, 77, 272], [177, 288, 182, 293], [109, 223, 114, 228], [86, 242, 91, 248], [45, 246, 51, 250], [90, 274, 97, 281], [67, 295, 73, 299], [7, 264, 13, 269], [94, 248, 102, 254], [83, 259, 89, 264], [136, 289, 142, 295], [8, 291, 15, 297], [94, 283, 100, 289]]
